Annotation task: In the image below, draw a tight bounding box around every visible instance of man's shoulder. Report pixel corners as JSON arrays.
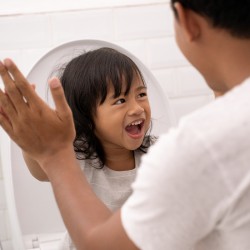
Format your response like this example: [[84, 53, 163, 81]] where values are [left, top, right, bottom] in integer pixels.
[[182, 78, 250, 129]]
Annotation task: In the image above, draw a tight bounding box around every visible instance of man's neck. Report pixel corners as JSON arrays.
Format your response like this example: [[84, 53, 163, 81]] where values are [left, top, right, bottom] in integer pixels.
[[199, 28, 250, 93]]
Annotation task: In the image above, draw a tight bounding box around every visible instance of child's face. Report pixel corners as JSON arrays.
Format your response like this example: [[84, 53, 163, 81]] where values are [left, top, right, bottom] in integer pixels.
[[93, 74, 151, 152]]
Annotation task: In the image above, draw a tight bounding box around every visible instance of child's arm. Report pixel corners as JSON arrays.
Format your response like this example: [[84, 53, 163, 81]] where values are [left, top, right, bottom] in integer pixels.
[[22, 151, 49, 181]]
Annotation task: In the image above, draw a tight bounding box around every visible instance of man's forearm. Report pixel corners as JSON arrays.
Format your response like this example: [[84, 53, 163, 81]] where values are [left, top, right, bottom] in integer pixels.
[[44, 147, 111, 248]]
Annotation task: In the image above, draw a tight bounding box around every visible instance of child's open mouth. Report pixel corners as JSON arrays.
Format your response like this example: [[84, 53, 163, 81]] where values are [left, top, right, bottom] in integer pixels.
[[125, 119, 145, 138]]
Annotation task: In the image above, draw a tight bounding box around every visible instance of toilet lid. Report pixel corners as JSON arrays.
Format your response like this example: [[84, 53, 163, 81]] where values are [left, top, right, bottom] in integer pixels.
[[11, 40, 175, 238], [27, 39, 175, 133]]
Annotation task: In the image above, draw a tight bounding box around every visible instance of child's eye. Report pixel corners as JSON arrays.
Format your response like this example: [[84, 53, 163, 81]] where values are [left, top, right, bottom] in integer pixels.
[[138, 92, 147, 98], [114, 98, 126, 105]]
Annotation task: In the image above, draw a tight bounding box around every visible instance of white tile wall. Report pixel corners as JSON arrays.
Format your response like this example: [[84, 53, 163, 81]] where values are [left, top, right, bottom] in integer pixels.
[[51, 9, 114, 44], [0, 15, 52, 50], [0, 1, 214, 247], [115, 40, 147, 66], [152, 66, 212, 98], [170, 94, 214, 120], [148, 37, 189, 68], [114, 4, 173, 40]]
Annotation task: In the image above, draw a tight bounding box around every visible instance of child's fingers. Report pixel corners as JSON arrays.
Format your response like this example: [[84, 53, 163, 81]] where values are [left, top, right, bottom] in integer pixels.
[[48, 77, 71, 117]]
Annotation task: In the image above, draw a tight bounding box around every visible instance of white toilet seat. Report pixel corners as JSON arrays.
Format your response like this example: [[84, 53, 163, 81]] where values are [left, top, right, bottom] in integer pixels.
[[2, 39, 175, 250], [23, 232, 65, 250], [0, 129, 23, 250]]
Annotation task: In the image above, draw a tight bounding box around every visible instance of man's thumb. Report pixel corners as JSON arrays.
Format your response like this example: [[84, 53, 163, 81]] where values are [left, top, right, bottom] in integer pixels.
[[48, 77, 69, 115]]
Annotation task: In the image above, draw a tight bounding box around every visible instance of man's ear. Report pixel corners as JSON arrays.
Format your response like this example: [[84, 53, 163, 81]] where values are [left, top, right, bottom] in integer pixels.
[[174, 2, 201, 42]]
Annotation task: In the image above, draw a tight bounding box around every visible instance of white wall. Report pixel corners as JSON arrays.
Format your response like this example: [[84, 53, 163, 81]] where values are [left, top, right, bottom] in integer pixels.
[[0, 0, 214, 245]]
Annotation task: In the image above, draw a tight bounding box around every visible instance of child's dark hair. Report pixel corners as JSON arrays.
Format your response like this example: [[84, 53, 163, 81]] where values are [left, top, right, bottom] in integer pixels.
[[58, 47, 155, 168], [171, 0, 250, 38]]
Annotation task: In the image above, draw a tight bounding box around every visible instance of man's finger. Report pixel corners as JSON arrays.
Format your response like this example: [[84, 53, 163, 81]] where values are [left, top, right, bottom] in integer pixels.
[[0, 105, 10, 123], [48, 77, 71, 117], [0, 60, 16, 89], [0, 60, 28, 112], [3, 58, 35, 104], [0, 112, 13, 136], [0, 89, 15, 131]]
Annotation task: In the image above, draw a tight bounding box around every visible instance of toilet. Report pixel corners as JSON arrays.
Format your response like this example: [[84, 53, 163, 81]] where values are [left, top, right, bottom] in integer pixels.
[[1, 40, 176, 249]]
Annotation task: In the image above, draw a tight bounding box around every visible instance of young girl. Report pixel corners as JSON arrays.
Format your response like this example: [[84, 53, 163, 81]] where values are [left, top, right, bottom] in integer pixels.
[[23, 47, 156, 249]]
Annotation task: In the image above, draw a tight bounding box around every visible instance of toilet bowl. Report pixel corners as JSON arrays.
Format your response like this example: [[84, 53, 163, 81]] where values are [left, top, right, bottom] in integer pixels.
[[1, 39, 176, 249]]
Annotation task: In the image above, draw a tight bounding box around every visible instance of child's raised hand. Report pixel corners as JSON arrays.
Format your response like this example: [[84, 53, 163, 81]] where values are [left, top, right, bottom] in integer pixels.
[[0, 59, 76, 168]]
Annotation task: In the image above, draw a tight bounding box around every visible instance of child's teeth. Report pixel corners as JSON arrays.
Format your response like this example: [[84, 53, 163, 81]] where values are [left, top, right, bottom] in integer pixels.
[[130, 120, 142, 126]]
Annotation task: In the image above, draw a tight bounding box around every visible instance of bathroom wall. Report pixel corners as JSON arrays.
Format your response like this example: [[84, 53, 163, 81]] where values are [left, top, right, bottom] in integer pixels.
[[0, 0, 214, 246]]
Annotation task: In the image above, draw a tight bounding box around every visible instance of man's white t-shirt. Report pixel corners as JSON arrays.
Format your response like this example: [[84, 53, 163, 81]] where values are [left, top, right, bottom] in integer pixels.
[[122, 78, 250, 250]]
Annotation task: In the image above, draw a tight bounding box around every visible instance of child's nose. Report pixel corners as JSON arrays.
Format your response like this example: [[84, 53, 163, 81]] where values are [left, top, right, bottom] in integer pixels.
[[128, 101, 144, 116]]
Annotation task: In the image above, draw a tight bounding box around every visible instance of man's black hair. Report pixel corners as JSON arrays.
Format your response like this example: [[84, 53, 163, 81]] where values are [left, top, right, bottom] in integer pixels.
[[171, 0, 250, 38]]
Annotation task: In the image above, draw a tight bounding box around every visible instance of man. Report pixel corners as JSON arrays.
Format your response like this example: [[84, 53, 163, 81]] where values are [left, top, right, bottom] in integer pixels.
[[0, 0, 250, 249]]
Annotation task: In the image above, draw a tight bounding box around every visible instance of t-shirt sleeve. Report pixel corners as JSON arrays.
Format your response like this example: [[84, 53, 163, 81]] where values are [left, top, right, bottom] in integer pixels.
[[121, 125, 230, 250]]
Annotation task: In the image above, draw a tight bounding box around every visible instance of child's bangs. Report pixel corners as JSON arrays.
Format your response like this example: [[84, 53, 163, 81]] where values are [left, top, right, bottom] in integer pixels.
[[100, 66, 144, 105], [110, 66, 135, 98], [95, 48, 146, 104]]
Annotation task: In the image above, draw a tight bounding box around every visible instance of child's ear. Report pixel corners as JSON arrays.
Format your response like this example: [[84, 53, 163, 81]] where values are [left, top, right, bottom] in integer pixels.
[[174, 2, 201, 42]]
